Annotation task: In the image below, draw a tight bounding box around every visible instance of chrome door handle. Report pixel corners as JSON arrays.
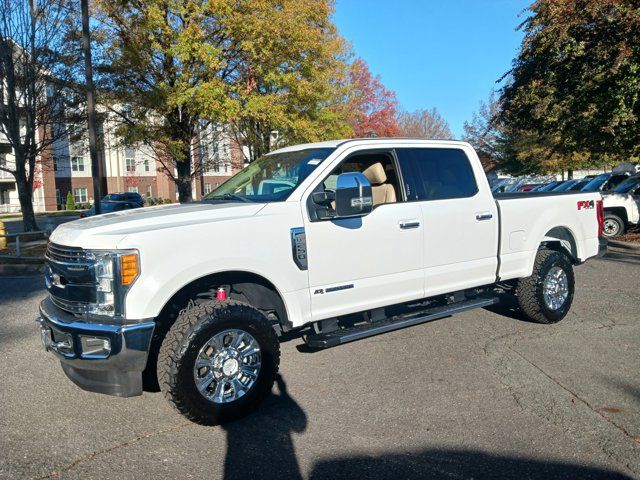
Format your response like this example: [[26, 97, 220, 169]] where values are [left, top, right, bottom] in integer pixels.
[[399, 221, 421, 230], [475, 213, 493, 221]]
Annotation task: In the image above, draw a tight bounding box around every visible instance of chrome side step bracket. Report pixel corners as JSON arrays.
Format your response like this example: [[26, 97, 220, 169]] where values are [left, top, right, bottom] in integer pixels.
[[303, 297, 499, 349]]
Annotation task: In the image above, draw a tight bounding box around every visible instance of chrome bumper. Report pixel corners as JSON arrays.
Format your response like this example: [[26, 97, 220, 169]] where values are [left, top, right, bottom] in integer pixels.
[[36, 296, 155, 397]]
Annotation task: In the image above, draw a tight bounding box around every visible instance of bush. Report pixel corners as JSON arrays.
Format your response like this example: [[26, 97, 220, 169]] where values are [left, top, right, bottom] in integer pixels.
[[65, 192, 75, 211], [147, 197, 155, 206], [163, 198, 172, 204]]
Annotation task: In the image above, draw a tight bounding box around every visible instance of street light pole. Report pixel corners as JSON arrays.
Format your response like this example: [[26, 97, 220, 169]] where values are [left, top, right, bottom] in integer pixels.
[[81, 0, 102, 214]]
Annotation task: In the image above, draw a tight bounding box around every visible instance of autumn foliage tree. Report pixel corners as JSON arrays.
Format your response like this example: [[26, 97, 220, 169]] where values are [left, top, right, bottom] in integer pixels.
[[345, 58, 399, 137], [96, 0, 351, 201], [498, 0, 640, 174], [396, 108, 452, 139]]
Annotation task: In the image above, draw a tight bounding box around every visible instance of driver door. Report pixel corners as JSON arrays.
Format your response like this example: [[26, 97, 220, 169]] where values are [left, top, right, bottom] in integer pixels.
[[303, 150, 425, 321]]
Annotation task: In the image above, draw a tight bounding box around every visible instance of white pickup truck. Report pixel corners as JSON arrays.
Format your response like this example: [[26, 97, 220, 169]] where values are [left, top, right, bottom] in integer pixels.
[[601, 173, 640, 237], [37, 139, 606, 425]]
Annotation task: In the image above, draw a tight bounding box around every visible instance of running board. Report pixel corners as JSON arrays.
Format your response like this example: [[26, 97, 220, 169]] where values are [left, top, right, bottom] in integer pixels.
[[304, 297, 499, 349]]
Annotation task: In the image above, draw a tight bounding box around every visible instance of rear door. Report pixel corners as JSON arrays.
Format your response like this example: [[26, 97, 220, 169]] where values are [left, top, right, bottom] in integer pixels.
[[396, 147, 499, 297], [303, 149, 425, 321]]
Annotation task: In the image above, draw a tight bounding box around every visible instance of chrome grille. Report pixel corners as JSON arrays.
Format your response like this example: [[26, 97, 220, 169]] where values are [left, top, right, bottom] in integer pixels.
[[50, 295, 89, 315], [46, 243, 89, 264]]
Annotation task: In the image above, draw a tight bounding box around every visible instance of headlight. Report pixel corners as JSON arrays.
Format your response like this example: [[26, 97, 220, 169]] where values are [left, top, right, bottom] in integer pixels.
[[87, 250, 139, 318]]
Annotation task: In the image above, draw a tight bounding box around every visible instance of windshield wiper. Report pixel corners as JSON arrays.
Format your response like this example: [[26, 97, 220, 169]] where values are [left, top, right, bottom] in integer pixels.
[[205, 193, 253, 203]]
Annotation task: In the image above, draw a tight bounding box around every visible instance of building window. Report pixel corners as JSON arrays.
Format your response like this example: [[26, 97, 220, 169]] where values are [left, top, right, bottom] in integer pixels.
[[56, 190, 62, 206], [146, 185, 152, 197], [213, 162, 219, 173], [71, 156, 85, 172], [74, 187, 88, 203], [224, 163, 228, 173], [144, 159, 150, 172], [53, 156, 58, 171], [0, 153, 6, 168], [204, 183, 212, 194], [127, 186, 138, 193], [126, 158, 136, 172]]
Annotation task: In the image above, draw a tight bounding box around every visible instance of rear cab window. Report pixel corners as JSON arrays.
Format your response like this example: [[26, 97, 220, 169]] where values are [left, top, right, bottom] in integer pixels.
[[395, 148, 478, 201]]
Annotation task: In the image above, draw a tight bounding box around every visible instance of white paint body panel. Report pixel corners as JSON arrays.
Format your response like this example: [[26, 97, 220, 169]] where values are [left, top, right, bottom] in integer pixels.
[[603, 193, 640, 225], [49, 139, 603, 329]]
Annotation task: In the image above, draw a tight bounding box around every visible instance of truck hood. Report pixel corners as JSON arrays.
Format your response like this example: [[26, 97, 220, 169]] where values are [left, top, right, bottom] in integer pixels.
[[50, 202, 267, 249]]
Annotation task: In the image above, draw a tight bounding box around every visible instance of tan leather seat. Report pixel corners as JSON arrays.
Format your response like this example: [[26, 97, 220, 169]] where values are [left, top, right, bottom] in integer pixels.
[[363, 162, 396, 206]]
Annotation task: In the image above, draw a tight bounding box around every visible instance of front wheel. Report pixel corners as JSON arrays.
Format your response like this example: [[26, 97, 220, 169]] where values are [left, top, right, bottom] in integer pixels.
[[515, 249, 575, 324], [158, 300, 280, 425]]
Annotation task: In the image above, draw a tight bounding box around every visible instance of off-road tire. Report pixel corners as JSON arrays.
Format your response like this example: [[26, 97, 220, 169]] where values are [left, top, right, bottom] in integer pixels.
[[158, 300, 280, 425], [515, 249, 575, 324], [602, 213, 625, 238]]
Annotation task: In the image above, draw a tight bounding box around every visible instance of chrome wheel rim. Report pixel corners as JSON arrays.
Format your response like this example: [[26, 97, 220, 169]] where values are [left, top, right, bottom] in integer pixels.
[[542, 266, 569, 311], [603, 219, 619, 237], [193, 329, 261, 404]]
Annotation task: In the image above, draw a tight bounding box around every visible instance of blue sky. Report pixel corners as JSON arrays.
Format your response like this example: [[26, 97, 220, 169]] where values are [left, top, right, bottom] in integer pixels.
[[333, 0, 531, 137]]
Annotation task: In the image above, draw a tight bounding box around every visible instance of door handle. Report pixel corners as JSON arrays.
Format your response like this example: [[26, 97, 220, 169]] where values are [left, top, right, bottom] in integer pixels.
[[475, 213, 493, 221], [399, 220, 421, 230]]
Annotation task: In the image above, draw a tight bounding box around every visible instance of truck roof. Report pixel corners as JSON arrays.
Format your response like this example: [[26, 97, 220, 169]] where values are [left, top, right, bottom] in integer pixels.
[[269, 137, 467, 154]]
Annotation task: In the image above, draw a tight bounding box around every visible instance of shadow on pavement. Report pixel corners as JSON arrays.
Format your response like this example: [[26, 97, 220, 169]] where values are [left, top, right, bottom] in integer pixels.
[[223, 374, 307, 480], [599, 250, 640, 265], [0, 276, 44, 302], [308, 449, 633, 480], [483, 293, 536, 323]]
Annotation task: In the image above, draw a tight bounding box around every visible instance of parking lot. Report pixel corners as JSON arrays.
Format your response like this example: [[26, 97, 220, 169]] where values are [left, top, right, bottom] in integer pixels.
[[1, 250, 638, 479]]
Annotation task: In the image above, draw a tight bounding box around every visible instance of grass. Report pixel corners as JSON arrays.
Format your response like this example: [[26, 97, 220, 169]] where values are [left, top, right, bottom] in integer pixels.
[[0, 242, 47, 263]]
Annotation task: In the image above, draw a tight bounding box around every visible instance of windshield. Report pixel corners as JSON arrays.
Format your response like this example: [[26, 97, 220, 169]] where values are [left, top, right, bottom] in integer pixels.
[[612, 176, 640, 193], [581, 174, 609, 192], [204, 147, 335, 202], [103, 194, 125, 201], [553, 180, 578, 191]]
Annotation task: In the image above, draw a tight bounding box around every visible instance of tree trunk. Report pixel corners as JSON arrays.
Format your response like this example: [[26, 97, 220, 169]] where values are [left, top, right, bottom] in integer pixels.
[[176, 139, 193, 203], [15, 176, 38, 232]]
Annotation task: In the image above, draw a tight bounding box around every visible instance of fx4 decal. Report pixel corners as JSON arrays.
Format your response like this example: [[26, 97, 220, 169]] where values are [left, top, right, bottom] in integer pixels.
[[577, 200, 595, 210]]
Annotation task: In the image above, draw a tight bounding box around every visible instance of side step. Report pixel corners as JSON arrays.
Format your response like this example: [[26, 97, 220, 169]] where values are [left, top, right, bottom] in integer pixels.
[[304, 296, 499, 349]]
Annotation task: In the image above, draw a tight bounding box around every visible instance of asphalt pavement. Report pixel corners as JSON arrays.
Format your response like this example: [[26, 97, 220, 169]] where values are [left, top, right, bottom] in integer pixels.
[[0, 251, 638, 479]]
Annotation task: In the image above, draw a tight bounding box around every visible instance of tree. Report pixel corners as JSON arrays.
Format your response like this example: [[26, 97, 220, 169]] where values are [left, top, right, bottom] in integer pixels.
[[97, 0, 351, 201], [462, 92, 504, 171], [65, 191, 75, 210], [498, 0, 640, 174], [0, 0, 83, 230], [345, 57, 399, 137], [396, 107, 452, 139]]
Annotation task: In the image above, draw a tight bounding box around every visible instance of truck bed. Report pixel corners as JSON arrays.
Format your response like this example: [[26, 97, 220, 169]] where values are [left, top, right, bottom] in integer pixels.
[[493, 190, 602, 281]]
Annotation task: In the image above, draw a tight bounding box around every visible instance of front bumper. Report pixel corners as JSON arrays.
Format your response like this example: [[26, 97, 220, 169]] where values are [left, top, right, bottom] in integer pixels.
[[36, 296, 155, 397]]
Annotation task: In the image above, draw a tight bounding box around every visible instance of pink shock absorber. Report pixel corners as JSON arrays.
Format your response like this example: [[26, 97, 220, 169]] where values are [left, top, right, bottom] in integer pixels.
[[216, 287, 227, 301]]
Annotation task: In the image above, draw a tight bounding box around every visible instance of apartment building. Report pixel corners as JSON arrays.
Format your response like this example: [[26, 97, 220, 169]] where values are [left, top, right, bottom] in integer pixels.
[[0, 113, 244, 213]]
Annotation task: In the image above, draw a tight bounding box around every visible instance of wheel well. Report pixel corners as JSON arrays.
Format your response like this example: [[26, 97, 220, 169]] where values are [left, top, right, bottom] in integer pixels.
[[542, 226, 578, 263], [142, 271, 289, 392], [604, 207, 628, 224]]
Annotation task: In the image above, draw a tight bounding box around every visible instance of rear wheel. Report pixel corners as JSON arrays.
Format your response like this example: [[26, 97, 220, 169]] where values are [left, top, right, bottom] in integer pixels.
[[515, 249, 575, 324], [602, 213, 625, 238], [158, 300, 280, 425]]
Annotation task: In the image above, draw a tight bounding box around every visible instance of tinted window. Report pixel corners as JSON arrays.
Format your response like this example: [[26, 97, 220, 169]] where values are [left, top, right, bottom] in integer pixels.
[[396, 148, 478, 201]]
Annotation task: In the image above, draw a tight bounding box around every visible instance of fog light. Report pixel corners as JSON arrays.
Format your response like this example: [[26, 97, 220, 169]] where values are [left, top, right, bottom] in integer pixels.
[[80, 336, 111, 356]]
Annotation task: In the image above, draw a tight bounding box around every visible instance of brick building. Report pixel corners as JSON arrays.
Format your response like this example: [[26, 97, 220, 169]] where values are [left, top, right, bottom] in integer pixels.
[[0, 113, 245, 213]]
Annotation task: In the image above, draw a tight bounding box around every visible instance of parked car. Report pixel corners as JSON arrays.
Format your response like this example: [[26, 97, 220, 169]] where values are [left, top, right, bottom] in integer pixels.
[[79, 200, 140, 218], [581, 172, 631, 193], [102, 192, 145, 207], [37, 139, 606, 425], [601, 174, 640, 237], [517, 183, 543, 192], [535, 180, 563, 192]]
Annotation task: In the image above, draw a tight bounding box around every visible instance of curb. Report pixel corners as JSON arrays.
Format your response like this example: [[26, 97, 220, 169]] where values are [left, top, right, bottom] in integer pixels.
[[608, 239, 640, 251]]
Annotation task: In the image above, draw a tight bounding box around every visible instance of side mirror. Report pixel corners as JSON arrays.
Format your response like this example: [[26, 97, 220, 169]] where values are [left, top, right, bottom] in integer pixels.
[[335, 172, 373, 217]]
